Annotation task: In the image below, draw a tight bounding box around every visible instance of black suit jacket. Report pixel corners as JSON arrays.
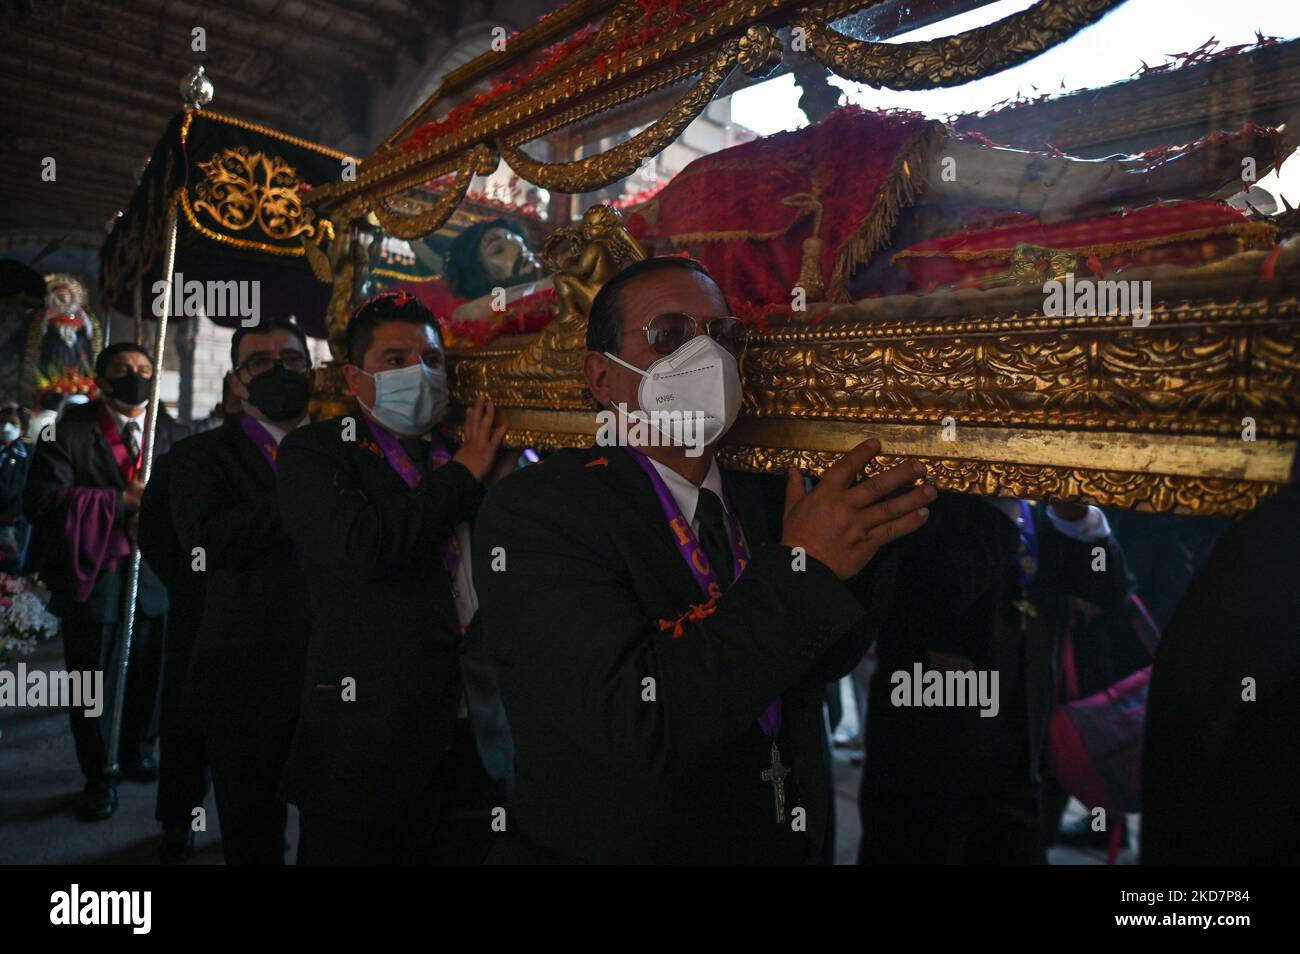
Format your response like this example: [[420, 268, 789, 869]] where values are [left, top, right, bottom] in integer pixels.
[[168, 415, 311, 728], [863, 498, 1131, 796], [1142, 486, 1300, 863], [471, 446, 873, 864], [276, 412, 505, 822], [138, 451, 207, 649], [24, 400, 182, 620], [0, 438, 31, 521]]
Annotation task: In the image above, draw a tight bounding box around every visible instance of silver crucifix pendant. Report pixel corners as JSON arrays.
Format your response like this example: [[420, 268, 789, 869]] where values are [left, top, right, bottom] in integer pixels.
[[760, 741, 790, 824]]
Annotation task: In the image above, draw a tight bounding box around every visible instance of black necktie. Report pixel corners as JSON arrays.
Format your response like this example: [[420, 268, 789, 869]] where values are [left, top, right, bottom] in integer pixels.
[[695, 487, 734, 590], [122, 420, 140, 461]]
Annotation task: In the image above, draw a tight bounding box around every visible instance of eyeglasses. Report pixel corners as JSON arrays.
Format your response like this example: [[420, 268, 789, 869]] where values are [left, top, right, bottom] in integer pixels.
[[623, 313, 747, 357], [237, 354, 311, 378]]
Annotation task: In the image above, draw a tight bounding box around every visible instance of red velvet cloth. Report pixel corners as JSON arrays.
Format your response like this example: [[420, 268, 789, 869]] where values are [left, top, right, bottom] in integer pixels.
[[440, 287, 557, 349], [54, 486, 130, 603], [627, 107, 940, 307], [891, 199, 1274, 290]]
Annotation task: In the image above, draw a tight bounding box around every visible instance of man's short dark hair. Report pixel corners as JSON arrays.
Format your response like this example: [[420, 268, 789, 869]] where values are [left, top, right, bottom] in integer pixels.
[[94, 341, 154, 377], [585, 256, 724, 355], [230, 316, 309, 368], [346, 292, 442, 366]]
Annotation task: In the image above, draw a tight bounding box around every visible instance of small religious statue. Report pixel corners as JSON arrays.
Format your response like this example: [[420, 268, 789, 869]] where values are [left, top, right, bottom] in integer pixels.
[[36, 275, 95, 375], [543, 204, 645, 342]]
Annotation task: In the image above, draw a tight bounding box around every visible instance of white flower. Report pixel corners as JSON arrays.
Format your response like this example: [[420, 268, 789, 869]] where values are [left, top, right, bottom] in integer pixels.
[[9, 592, 48, 634]]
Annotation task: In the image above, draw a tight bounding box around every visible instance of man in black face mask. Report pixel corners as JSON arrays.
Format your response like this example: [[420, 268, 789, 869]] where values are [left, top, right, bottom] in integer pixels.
[[25, 342, 184, 820], [166, 316, 314, 864]]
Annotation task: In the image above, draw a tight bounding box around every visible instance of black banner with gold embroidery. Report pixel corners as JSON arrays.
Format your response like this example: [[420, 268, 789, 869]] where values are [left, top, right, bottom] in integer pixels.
[[99, 110, 353, 337]]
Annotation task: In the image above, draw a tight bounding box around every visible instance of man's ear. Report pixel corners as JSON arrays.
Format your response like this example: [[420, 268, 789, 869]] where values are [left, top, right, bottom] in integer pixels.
[[342, 363, 364, 397], [582, 351, 612, 408]]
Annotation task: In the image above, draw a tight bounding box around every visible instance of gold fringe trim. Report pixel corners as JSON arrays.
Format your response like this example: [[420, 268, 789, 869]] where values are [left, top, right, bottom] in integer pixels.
[[371, 268, 446, 283], [891, 221, 1279, 263], [829, 121, 946, 302], [181, 108, 358, 162]]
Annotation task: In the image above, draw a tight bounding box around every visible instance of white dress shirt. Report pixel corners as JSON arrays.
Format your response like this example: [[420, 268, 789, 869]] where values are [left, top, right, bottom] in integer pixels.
[[254, 413, 310, 446], [645, 455, 744, 548], [1045, 503, 1111, 542], [986, 496, 1110, 543], [107, 405, 145, 440]]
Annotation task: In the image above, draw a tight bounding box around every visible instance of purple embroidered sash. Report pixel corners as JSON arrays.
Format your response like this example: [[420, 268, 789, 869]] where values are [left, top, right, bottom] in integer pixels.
[[626, 447, 781, 738], [368, 422, 460, 580], [96, 403, 142, 483], [240, 415, 280, 471]]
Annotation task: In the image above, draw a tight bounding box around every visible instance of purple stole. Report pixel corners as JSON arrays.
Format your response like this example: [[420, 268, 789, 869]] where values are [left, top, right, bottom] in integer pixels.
[[240, 415, 281, 471], [625, 447, 782, 738], [366, 422, 461, 582]]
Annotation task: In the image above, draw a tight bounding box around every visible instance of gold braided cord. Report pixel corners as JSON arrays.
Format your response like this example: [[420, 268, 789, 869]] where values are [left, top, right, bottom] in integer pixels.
[[666, 224, 798, 244], [891, 221, 1280, 263], [795, 0, 1129, 91], [495, 39, 742, 193]]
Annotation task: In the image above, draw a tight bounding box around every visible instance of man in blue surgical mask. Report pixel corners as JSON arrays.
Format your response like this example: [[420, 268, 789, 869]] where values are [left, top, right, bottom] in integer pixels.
[[276, 292, 514, 864]]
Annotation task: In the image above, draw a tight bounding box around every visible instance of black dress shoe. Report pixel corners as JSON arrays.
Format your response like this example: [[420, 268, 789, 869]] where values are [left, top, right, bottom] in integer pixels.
[[1059, 814, 1125, 848], [159, 826, 195, 864], [79, 784, 119, 822], [120, 756, 159, 782]]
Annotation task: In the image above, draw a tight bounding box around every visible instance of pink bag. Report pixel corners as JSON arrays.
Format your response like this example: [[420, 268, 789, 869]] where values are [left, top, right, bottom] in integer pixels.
[[1045, 595, 1159, 859]]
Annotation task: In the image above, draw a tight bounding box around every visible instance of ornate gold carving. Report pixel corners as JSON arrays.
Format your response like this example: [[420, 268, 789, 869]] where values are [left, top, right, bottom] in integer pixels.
[[193, 147, 318, 241], [370, 145, 498, 239], [738, 296, 1300, 439], [311, 0, 869, 210], [737, 24, 783, 76], [380, 0, 621, 151], [451, 206, 646, 406], [714, 445, 1280, 518], [436, 408, 1288, 517], [495, 38, 743, 193], [794, 0, 1129, 91], [445, 241, 1300, 515]]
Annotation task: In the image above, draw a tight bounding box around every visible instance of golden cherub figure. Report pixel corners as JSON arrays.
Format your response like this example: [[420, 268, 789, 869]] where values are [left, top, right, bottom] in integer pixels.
[[544, 204, 646, 337], [506, 205, 646, 378]]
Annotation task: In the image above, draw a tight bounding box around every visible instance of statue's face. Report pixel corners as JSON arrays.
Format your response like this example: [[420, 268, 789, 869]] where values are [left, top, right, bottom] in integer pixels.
[[478, 227, 539, 283], [48, 284, 77, 310]]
